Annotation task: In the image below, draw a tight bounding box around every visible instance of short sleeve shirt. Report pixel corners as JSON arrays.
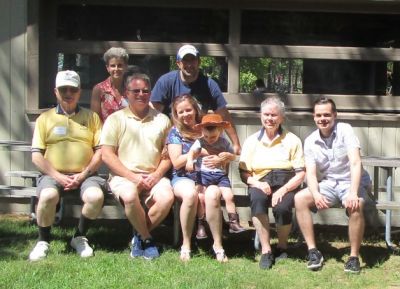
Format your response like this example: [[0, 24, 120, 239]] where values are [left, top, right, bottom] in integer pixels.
[[31, 105, 102, 173], [100, 107, 171, 174], [304, 122, 361, 182], [166, 126, 197, 179], [150, 70, 227, 115], [239, 128, 305, 180], [191, 137, 233, 173]]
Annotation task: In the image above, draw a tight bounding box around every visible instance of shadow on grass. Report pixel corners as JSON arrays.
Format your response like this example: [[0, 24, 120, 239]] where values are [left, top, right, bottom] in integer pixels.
[[0, 218, 38, 260], [287, 224, 395, 268], [0, 215, 398, 266]]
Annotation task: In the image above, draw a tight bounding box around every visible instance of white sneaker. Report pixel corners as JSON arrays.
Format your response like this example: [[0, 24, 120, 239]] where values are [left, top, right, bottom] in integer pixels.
[[29, 241, 50, 261], [70, 236, 94, 258]]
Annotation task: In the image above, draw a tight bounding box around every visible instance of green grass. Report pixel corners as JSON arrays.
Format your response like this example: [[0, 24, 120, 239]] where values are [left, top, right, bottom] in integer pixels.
[[0, 215, 399, 289]]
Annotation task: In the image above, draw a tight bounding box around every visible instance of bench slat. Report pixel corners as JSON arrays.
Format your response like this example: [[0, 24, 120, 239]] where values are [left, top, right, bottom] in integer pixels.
[[376, 201, 400, 210], [0, 185, 36, 197], [5, 171, 40, 178]]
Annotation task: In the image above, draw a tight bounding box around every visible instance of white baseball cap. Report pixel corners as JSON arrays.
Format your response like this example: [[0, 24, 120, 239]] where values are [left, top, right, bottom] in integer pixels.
[[55, 70, 80, 88], [176, 44, 199, 61]]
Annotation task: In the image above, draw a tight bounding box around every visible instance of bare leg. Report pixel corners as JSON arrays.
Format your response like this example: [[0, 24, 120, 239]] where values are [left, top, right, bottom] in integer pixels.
[[294, 188, 317, 250], [220, 187, 236, 214], [348, 202, 365, 257], [173, 179, 198, 250], [120, 189, 152, 240], [205, 185, 223, 248], [276, 224, 291, 249], [252, 214, 272, 254], [146, 178, 174, 231], [81, 187, 104, 219], [36, 188, 59, 227]]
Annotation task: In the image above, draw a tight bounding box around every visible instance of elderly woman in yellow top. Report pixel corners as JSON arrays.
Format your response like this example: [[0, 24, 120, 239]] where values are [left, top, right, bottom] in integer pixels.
[[239, 96, 305, 270]]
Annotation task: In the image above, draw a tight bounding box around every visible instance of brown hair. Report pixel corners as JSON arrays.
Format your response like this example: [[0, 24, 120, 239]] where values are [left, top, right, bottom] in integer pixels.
[[313, 97, 337, 113], [171, 95, 202, 140]]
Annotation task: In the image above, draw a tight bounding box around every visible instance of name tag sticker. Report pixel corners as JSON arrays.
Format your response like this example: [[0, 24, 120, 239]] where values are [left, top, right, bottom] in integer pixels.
[[53, 126, 67, 135]]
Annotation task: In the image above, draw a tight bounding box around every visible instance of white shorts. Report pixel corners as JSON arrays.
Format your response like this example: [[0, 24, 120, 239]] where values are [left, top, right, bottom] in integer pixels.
[[319, 173, 371, 207], [109, 175, 171, 207]]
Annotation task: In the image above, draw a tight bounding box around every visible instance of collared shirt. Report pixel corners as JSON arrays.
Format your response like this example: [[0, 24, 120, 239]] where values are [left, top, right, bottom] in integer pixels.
[[31, 105, 102, 173], [304, 122, 361, 182], [100, 106, 171, 174], [93, 77, 128, 122], [239, 127, 305, 180]]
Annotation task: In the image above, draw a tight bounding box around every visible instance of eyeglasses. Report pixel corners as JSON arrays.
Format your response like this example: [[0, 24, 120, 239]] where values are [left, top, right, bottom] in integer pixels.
[[58, 87, 79, 94], [127, 88, 150, 94]]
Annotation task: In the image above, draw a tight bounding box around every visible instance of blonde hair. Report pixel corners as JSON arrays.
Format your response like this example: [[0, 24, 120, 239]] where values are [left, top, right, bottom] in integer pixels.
[[171, 95, 202, 140]]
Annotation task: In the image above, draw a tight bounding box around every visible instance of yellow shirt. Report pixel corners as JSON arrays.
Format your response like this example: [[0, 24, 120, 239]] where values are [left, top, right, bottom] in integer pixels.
[[100, 107, 171, 174], [239, 128, 305, 180], [32, 106, 102, 173]]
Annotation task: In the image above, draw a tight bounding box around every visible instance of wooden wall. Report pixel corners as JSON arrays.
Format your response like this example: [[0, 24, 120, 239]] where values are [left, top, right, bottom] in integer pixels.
[[0, 0, 34, 191]]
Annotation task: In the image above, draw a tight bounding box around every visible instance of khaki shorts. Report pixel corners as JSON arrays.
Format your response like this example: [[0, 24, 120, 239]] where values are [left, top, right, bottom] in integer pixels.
[[109, 175, 171, 207]]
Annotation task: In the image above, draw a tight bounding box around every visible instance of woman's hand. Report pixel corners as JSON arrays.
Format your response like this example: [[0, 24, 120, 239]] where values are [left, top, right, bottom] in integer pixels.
[[251, 181, 272, 195], [271, 186, 287, 207], [202, 155, 223, 169]]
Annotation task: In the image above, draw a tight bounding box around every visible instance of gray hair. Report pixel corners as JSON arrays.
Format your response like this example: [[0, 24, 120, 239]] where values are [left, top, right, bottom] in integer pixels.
[[124, 72, 151, 90], [260, 96, 286, 116], [103, 47, 129, 64]]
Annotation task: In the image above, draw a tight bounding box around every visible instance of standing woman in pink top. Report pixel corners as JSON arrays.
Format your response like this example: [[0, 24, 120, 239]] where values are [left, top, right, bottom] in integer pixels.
[[91, 47, 129, 122]]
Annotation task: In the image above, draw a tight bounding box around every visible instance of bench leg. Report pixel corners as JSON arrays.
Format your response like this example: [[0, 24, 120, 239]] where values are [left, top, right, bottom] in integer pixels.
[[54, 197, 65, 226], [30, 196, 37, 224], [173, 199, 181, 247]]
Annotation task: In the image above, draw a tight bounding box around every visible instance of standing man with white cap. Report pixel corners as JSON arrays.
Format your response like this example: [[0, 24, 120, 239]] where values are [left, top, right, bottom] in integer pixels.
[[29, 70, 106, 261], [151, 44, 241, 154]]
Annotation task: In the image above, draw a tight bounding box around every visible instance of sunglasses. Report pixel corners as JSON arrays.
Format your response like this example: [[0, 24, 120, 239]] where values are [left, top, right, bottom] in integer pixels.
[[127, 88, 150, 94], [58, 87, 79, 94]]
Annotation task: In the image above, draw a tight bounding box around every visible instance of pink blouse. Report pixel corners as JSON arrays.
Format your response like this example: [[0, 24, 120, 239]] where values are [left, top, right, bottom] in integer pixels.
[[94, 77, 128, 122]]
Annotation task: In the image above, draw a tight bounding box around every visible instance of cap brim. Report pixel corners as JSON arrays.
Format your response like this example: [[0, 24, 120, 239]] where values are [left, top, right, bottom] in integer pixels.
[[194, 121, 231, 129], [56, 81, 79, 88]]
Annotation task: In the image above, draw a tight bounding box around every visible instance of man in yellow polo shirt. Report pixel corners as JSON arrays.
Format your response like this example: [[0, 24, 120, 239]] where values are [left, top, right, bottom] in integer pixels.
[[101, 71, 174, 260], [29, 70, 106, 261]]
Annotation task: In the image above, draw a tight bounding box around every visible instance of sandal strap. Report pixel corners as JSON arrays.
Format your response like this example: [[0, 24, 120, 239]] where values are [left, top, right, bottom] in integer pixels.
[[180, 248, 191, 254]]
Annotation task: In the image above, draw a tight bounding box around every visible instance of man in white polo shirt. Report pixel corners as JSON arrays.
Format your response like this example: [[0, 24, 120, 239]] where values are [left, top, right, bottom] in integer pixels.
[[101, 71, 174, 260], [295, 97, 370, 274]]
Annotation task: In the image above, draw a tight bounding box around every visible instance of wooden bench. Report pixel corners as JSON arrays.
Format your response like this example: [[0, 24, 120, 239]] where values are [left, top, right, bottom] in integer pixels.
[[2, 139, 399, 250]]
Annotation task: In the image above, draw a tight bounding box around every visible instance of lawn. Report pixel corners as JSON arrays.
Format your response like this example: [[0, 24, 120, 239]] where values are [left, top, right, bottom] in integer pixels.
[[0, 215, 399, 289]]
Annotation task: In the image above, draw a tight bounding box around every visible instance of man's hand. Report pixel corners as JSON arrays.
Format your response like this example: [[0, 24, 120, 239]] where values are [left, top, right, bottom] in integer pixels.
[[142, 172, 162, 191], [63, 171, 88, 191], [54, 173, 76, 190], [313, 192, 330, 210], [345, 193, 361, 213]]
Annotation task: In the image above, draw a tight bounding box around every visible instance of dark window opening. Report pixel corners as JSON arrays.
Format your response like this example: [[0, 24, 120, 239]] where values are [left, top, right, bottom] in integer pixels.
[[57, 5, 229, 43], [242, 10, 400, 47]]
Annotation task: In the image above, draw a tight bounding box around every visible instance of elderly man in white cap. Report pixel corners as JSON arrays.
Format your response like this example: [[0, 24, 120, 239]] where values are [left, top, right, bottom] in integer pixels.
[[29, 70, 106, 261], [151, 44, 241, 155]]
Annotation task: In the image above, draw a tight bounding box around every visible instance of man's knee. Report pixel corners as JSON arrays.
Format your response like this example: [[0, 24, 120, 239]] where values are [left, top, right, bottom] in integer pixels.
[[38, 188, 59, 207], [82, 187, 104, 206], [119, 190, 140, 206]]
